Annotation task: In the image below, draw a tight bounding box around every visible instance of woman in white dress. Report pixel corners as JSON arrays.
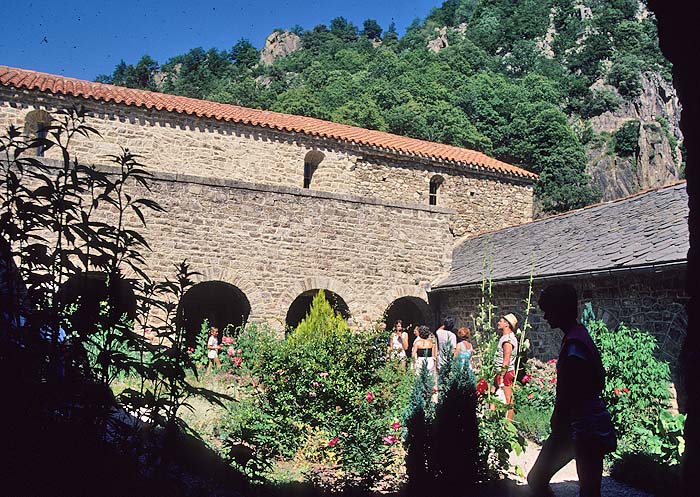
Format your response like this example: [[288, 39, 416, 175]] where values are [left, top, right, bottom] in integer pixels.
[[412, 325, 437, 378]]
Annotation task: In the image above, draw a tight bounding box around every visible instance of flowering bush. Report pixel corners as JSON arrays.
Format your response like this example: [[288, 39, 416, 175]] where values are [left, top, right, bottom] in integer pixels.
[[513, 358, 557, 443], [222, 291, 412, 490], [587, 317, 684, 466]]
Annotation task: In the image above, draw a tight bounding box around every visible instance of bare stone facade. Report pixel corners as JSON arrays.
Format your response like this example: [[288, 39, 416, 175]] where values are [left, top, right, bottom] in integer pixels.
[[0, 87, 533, 239], [432, 267, 688, 375], [0, 85, 534, 330]]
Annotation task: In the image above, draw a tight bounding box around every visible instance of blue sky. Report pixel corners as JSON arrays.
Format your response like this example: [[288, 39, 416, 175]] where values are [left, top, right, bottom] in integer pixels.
[[2, 0, 440, 81]]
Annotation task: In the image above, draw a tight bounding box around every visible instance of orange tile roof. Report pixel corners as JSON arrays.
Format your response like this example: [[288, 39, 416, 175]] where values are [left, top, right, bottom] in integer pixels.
[[0, 65, 537, 180]]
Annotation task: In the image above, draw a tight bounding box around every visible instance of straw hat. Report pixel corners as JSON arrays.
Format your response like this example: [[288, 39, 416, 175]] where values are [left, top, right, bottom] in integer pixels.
[[502, 313, 518, 331]]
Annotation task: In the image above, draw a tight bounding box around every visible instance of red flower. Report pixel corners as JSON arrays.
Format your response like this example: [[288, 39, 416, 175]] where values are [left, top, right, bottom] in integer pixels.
[[527, 393, 534, 399], [328, 436, 339, 447], [547, 359, 557, 365], [227, 347, 235, 356], [476, 378, 488, 395], [614, 388, 621, 396], [549, 377, 557, 384], [391, 421, 401, 430], [433, 386, 438, 394], [366, 391, 375, 403], [382, 435, 397, 445], [622, 387, 629, 394], [521, 374, 531, 384]]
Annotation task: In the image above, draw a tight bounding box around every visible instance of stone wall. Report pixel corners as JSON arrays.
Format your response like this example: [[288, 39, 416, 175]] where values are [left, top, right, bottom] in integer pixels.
[[432, 267, 688, 374], [110, 168, 453, 329], [0, 87, 533, 238]]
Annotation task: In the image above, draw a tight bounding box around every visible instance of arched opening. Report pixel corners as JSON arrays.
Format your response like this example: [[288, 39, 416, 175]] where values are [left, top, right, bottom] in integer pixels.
[[384, 296, 432, 350], [303, 150, 325, 189], [429, 175, 444, 206], [285, 289, 350, 330], [178, 281, 251, 345], [59, 272, 136, 334], [24, 109, 52, 157]]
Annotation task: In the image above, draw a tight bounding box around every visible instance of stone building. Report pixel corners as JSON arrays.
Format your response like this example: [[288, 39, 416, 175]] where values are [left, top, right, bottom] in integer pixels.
[[432, 182, 688, 381], [0, 65, 535, 334]]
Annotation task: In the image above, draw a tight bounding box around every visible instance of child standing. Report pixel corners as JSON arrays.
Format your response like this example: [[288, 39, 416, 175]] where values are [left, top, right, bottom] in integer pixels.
[[206, 326, 221, 375]]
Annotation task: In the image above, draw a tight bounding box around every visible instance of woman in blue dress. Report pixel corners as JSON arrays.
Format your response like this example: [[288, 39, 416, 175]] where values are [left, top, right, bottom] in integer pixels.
[[453, 326, 474, 373]]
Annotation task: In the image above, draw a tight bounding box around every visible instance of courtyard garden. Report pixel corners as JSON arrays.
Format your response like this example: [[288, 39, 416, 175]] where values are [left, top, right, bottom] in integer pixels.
[[0, 109, 686, 496]]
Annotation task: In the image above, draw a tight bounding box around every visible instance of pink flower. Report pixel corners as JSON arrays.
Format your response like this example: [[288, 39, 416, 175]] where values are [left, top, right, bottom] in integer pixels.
[[309, 391, 317, 398], [547, 359, 557, 365], [319, 372, 329, 377], [232, 356, 242, 367], [476, 378, 488, 395], [187, 347, 194, 354], [382, 435, 397, 445], [328, 436, 339, 447], [549, 377, 557, 384], [311, 381, 319, 388], [622, 387, 629, 394], [614, 388, 621, 396], [521, 374, 531, 384], [366, 391, 375, 403], [391, 421, 401, 430], [433, 386, 438, 394], [527, 393, 534, 399], [227, 347, 235, 356], [222, 336, 234, 345]]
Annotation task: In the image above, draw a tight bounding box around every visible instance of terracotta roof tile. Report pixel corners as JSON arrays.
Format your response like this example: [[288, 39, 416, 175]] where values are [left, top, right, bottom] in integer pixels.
[[1, 65, 536, 180]]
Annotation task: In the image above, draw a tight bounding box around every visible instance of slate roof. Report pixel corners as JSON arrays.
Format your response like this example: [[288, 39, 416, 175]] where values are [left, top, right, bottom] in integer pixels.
[[435, 182, 688, 289], [0, 65, 536, 181]]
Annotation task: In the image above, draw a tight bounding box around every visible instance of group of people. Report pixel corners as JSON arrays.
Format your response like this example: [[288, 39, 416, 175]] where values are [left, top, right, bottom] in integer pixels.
[[386, 284, 617, 497], [386, 317, 474, 376]]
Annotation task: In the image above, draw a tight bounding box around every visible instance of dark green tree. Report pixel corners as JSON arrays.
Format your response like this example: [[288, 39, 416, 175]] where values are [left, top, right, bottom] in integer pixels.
[[361, 19, 383, 40]]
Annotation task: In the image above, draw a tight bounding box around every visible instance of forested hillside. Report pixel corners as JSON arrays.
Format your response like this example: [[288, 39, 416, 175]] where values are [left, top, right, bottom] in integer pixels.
[[97, 0, 683, 215]]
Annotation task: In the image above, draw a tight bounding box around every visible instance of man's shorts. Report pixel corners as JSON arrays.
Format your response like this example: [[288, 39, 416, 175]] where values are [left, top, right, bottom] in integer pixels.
[[494, 370, 515, 387]]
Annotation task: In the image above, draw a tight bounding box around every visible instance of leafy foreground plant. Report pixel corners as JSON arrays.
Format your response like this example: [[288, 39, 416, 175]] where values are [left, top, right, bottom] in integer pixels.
[[1, 108, 240, 495]]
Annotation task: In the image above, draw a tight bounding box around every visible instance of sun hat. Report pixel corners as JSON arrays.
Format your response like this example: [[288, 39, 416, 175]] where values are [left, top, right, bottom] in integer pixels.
[[502, 313, 518, 331]]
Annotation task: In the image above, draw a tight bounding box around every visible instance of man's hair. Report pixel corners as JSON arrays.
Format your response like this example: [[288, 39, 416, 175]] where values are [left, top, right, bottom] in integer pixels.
[[538, 283, 578, 319], [442, 316, 455, 331]]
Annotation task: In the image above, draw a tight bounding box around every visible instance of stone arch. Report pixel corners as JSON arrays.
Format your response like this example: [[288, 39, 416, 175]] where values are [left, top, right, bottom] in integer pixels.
[[378, 285, 433, 331], [59, 271, 136, 334], [285, 289, 351, 331], [303, 150, 325, 188], [280, 276, 356, 330], [24, 109, 52, 157], [178, 279, 251, 345]]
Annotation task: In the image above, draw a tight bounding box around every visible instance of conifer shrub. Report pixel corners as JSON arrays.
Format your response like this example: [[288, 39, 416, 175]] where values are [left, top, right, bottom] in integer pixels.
[[404, 359, 481, 493]]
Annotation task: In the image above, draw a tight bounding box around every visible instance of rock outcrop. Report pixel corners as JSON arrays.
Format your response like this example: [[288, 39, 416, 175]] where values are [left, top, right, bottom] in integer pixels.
[[586, 72, 683, 200], [260, 31, 301, 66]]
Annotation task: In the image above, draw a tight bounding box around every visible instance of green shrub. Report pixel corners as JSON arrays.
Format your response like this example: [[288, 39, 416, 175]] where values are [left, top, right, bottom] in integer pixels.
[[514, 405, 552, 444], [224, 291, 406, 490], [614, 120, 640, 157], [585, 310, 685, 466]]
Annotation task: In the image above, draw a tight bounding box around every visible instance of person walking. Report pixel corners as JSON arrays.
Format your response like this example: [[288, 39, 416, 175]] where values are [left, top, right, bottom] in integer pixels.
[[527, 284, 616, 497]]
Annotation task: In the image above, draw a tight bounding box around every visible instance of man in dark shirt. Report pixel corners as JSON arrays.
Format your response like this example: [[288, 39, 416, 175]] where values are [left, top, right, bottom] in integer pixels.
[[527, 284, 616, 497]]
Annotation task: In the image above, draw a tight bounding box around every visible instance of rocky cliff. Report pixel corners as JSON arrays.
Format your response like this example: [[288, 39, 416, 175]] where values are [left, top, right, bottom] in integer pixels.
[[586, 72, 683, 200]]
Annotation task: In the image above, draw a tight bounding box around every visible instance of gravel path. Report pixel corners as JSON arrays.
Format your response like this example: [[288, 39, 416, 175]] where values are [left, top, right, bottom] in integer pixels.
[[497, 441, 654, 497]]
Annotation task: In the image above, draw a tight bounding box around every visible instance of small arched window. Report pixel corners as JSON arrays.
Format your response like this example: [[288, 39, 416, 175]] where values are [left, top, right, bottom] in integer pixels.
[[24, 109, 52, 157], [429, 175, 444, 206], [303, 150, 325, 189]]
